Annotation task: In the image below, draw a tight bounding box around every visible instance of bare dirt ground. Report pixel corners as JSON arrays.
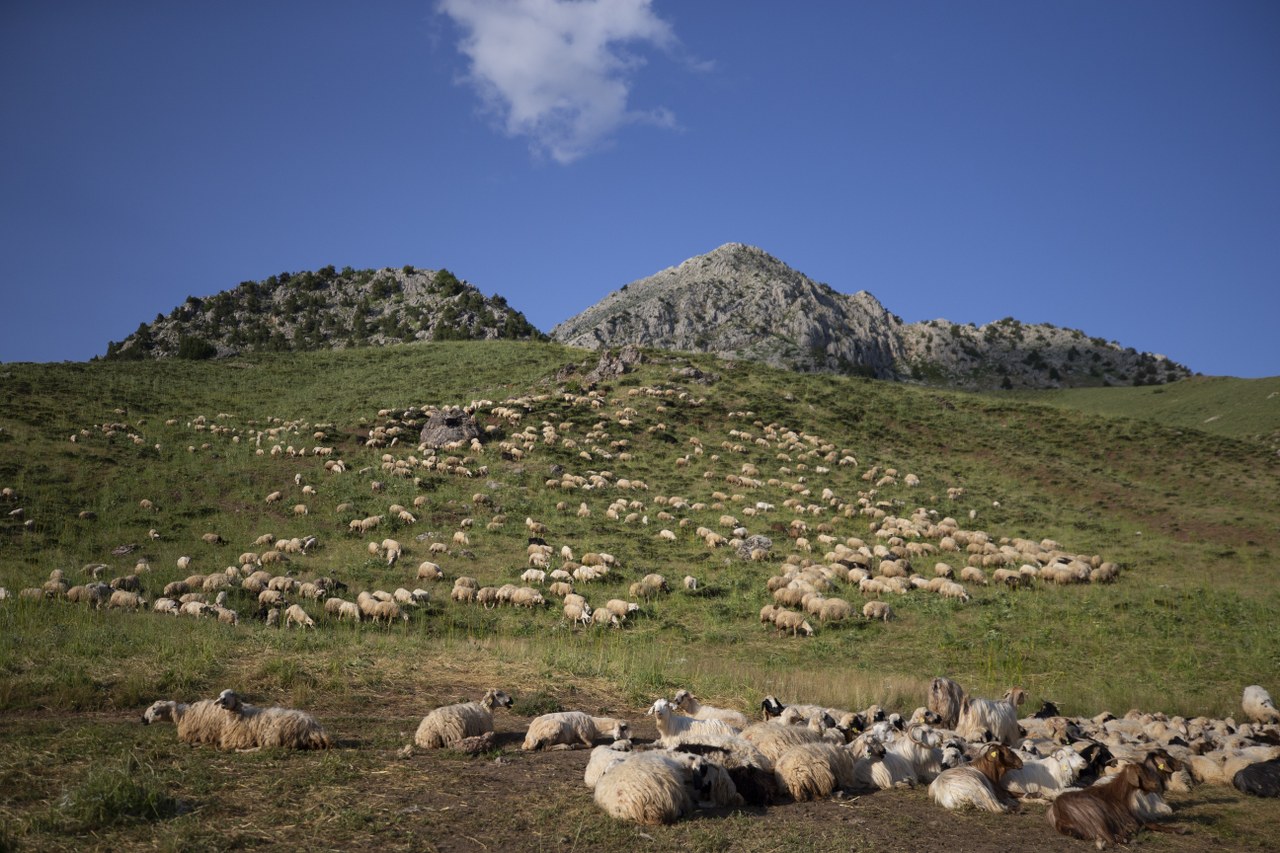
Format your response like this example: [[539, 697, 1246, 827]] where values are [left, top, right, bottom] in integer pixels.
[[2, 672, 1277, 852]]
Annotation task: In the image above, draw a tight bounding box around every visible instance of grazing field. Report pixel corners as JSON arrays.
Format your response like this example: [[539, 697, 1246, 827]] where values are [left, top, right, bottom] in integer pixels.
[[1, 341, 1277, 851]]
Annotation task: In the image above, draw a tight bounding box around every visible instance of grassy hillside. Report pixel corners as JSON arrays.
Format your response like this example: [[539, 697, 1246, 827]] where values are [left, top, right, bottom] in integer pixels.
[[1022, 375, 1280, 450], [1, 341, 1277, 850]]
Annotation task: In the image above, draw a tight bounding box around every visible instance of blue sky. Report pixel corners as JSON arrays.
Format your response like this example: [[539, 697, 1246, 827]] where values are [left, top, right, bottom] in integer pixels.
[[2, 1, 1277, 377]]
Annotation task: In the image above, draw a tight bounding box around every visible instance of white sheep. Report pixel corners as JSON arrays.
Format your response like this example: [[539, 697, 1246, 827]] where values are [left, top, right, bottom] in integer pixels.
[[141, 698, 227, 746], [414, 689, 513, 749], [521, 711, 629, 750], [647, 698, 736, 742], [592, 751, 699, 825], [862, 600, 893, 622], [849, 731, 918, 791], [213, 689, 331, 750], [1001, 746, 1088, 800], [1243, 685, 1280, 724], [928, 743, 1023, 813], [957, 687, 1026, 745], [583, 742, 633, 788], [672, 689, 749, 731], [284, 603, 315, 629]]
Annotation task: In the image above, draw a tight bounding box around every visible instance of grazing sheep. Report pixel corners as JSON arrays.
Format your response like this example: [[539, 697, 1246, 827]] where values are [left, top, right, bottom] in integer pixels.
[[108, 590, 147, 610], [862, 600, 893, 622], [1243, 685, 1280, 725], [213, 689, 331, 751], [416, 561, 444, 581], [284, 603, 315, 629], [522, 711, 629, 750], [929, 743, 1023, 813], [672, 690, 749, 731], [1047, 763, 1169, 847], [414, 689, 513, 749], [141, 698, 228, 746], [773, 610, 814, 637]]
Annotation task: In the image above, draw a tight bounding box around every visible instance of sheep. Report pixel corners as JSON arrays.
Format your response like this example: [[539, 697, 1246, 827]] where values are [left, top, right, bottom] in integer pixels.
[[414, 689, 513, 749], [773, 741, 856, 801], [521, 711, 629, 750], [213, 689, 331, 750], [929, 743, 1024, 813], [740, 721, 825, 765], [593, 751, 700, 825], [885, 724, 964, 783], [1047, 763, 1169, 848], [773, 610, 814, 637], [584, 742, 633, 789], [672, 690, 749, 731], [141, 698, 227, 746], [284, 603, 315, 629], [416, 561, 444, 581], [370, 599, 409, 624], [1243, 685, 1280, 724], [647, 698, 736, 742], [1002, 746, 1089, 800], [849, 731, 918, 791], [108, 590, 147, 610], [1233, 757, 1280, 798], [862, 600, 893, 622], [337, 601, 362, 622], [957, 687, 1026, 745]]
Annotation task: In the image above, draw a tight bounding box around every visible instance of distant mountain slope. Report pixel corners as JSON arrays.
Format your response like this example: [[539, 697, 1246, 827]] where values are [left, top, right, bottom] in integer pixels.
[[102, 265, 543, 360], [552, 243, 1192, 389]]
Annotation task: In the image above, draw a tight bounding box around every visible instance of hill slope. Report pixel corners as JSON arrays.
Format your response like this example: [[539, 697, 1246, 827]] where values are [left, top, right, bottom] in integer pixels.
[[553, 243, 1192, 389], [102, 265, 542, 359]]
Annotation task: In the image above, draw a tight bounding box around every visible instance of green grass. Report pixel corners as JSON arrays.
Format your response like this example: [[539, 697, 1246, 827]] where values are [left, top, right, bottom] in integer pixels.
[[0, 340, 1278, 849], [1020, 374, 1280, 448]]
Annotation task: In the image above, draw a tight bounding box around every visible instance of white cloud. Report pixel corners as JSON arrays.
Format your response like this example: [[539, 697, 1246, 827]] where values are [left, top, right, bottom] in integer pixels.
[[439, 0, 679, 163]]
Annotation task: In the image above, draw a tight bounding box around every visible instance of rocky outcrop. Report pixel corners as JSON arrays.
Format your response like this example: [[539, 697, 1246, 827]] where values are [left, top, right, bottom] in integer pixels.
[[419, 407, 481, 450], [552, 243, 1191, 389], [552, 244, 906, 378], [103, 266, 542, 360]]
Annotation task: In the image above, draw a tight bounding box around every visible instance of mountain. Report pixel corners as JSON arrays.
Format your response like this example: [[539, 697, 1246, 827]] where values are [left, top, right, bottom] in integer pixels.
[[552, 243, 1191, 389], [102, 265, 542, 360]]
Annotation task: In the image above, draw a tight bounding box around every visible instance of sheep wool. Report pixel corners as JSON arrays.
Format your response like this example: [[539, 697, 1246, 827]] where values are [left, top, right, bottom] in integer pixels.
[[214, 689, 331, 750], [414, 689, 513, 749], [522, 711, 628, 751], [593, 752, 698, 825], [141, 698, 229, 747]]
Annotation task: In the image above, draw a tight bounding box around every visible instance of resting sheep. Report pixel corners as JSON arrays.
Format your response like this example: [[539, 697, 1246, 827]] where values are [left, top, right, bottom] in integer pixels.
[[414, 689, 513, 749], [213, 689, 331, 751], [672, 689, 749, 731], [929, 743, 1023, 813], [648, 698, 736, 743], [773, 741, 856, 801], [593, 751, 699, 825], [521, 711, 629, 750], [141, 698, 227, 747]]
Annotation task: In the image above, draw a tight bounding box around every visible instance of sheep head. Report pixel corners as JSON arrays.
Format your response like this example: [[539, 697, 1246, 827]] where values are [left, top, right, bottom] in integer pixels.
[[215, 689, 244, 713], [141, 700, 177, 725], [646, 698, 672, 718], [482, 689, 513, 710], [760, 696, 786, 720]]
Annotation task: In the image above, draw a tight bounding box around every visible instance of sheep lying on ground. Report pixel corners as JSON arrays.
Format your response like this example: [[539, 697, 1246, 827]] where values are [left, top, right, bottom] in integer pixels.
[[521, 711, 629, 750], [1234, 757, 1280, 798], [141, 698, 227, 747], [214, 689, 331, 750], [593, 751, 740, 825], [1002, 746, 1088, 800], [584, 741, 633, 788], [414, 689, 513, 749], [774, 741, 856, 801], [672, 689, 749, 730], [929, 743, 1023, 813], [648, 698, 736, 743]]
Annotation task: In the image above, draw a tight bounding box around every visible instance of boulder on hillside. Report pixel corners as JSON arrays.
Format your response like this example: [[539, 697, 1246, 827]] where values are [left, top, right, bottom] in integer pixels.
[[419, 407, 480, 449]]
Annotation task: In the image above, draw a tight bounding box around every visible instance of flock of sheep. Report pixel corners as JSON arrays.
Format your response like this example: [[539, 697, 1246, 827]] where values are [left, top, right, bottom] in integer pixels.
[[5, 378, 1130, 644], [140, 679, 1280, 847]]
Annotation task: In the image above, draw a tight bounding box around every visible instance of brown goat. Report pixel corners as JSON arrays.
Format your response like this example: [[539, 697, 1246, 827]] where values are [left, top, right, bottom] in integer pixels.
[[971, 743, 1024, 811], [1047, 763, 1178, 848]]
